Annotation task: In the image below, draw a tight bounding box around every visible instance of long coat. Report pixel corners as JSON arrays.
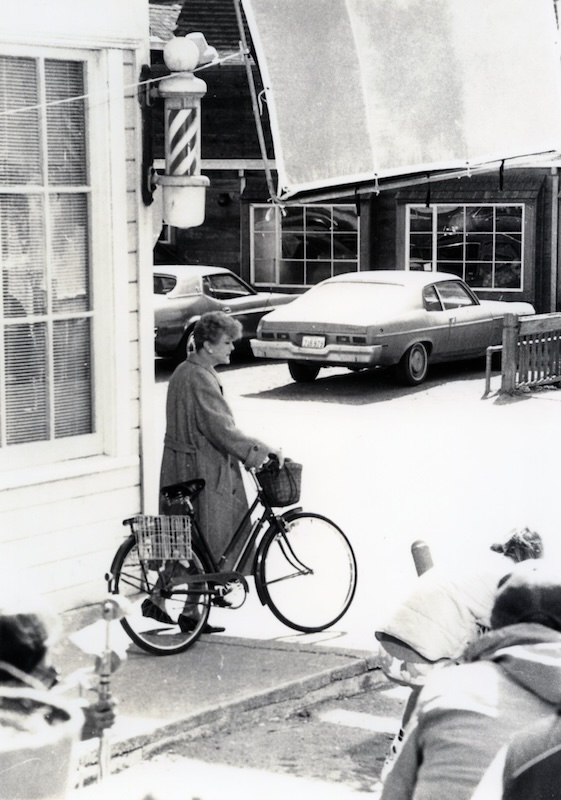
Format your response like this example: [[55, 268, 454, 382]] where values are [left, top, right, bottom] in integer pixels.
[[159, 355, 271, 569]]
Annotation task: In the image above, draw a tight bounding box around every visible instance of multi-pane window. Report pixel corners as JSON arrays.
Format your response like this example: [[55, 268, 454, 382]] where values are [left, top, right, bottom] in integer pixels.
[[0, 55, 92, 447], [407, 204, 524, 291], [251, 204, 359, 287]]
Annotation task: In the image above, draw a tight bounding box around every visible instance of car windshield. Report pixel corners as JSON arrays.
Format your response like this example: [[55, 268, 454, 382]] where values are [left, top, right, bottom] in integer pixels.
[[299, 281, 411, 315]]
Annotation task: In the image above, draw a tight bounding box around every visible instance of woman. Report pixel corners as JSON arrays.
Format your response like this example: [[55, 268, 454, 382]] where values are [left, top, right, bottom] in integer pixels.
[[148, 311, 283, 631], [376, 528, 544, 685]]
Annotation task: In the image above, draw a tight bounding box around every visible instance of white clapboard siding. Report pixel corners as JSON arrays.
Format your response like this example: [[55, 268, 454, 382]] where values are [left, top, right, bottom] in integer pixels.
[[0, 27, 152, 613]]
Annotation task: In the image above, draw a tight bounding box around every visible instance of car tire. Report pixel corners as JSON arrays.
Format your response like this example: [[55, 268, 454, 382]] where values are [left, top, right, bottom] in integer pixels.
[[288, 362, 320, 383], [397, 343, 429, 386], [173, 328, 196, 365]]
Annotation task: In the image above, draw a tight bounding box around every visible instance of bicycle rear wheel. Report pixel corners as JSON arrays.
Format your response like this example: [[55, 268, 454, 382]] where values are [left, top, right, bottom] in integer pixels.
[[256, 512, 357, 632], [111, 536, 211, 655]]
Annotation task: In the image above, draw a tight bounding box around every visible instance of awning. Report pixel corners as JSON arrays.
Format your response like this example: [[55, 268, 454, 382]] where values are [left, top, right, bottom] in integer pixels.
[[241, 0, 561, 202]]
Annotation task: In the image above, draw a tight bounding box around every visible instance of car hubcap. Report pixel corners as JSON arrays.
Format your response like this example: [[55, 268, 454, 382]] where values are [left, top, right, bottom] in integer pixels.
[[410, 347, 426, 377]]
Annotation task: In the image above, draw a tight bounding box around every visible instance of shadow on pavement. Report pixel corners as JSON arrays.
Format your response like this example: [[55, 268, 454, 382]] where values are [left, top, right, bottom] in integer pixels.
[[242, 359, 490, 407]]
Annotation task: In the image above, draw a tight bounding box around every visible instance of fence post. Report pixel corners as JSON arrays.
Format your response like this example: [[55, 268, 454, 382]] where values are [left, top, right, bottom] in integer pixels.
[[501, 313, 519, 395]]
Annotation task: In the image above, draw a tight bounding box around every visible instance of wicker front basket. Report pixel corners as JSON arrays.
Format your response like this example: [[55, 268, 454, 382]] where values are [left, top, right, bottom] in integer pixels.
[[258, 459, 302, 507]]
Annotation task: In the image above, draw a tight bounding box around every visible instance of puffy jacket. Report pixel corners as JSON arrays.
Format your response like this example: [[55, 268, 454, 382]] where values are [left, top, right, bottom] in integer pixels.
[[376, 551, 516, 662], [381, 624, 561, 800]]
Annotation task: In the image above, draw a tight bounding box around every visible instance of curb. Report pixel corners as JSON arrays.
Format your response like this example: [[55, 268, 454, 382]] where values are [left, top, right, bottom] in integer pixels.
[[76, 646, 382, 778]]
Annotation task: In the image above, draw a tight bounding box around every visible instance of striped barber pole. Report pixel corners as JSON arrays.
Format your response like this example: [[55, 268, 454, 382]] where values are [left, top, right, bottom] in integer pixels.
[[168, 107, 198, 176]]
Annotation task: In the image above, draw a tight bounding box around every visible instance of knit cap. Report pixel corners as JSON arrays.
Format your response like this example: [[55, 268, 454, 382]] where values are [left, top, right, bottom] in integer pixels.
[[491, 560, 561, 632]]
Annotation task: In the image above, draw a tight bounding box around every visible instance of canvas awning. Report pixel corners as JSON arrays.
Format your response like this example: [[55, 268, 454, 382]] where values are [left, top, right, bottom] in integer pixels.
[[241, 0, 561, 202]]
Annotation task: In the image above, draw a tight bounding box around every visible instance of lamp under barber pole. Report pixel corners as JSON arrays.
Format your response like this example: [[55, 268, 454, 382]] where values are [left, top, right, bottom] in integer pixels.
[[157, 36, 213, 228]]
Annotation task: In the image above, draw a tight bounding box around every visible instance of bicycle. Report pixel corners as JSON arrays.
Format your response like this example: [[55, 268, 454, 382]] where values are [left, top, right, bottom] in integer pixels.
[[106, 459, 358, 655]]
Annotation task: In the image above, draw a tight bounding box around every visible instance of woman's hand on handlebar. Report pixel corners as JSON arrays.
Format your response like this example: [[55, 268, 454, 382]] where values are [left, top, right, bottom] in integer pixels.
[[263, 449, 284, 470]]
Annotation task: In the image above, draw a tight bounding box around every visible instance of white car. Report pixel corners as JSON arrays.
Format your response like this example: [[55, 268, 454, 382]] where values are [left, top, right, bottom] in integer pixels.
[[251, 271, 535, 385]]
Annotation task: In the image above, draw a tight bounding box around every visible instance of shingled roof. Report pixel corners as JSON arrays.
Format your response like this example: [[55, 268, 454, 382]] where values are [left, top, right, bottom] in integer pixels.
[[149, 3, 182, 46], [150, 0, 251, 54]]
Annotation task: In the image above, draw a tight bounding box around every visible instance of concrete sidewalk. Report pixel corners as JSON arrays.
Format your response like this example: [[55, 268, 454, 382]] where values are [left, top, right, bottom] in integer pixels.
[[55, 604, 381, 784]]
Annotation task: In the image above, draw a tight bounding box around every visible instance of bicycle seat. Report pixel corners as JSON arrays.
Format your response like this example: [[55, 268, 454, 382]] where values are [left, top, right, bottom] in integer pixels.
[[160, 479, 206, 501]]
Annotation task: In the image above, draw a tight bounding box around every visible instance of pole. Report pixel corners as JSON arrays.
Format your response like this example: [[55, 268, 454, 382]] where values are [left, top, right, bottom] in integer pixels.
[[97, 600, 114, 780], [411, 540, 433, 576], [96, 597, 128, 781], [233, 0, 278, 203]]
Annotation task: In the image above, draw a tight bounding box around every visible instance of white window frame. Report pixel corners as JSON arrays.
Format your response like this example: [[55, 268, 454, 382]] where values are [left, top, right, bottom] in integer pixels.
[[0, 44, 128, 473], [405, 203, 526, 292], [250, 203, 360, 288]]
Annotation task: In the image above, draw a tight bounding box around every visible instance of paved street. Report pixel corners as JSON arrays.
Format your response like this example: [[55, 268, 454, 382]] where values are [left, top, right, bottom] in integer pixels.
[[143, 678, 408, 797], [154, 355, 561, 647]]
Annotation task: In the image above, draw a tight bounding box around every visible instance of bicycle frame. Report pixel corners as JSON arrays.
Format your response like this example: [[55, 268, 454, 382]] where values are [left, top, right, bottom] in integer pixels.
[[108, 470, 303, 605], [194, 469, 297, 575]]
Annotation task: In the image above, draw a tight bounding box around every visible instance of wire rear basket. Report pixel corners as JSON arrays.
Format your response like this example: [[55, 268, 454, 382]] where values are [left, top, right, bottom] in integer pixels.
[[129, 515, 192, 561]]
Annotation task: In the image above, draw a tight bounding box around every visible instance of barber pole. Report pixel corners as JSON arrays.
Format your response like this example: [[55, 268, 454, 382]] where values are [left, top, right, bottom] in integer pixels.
[[157, 36, 211, 228], [168, 107, 199, 177]]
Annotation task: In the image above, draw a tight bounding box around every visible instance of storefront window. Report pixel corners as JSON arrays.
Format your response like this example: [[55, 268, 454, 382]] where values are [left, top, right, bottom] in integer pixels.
[[0, 55, 93, 447], [251, 204, 359, 287], [407, 204, 524, 291]]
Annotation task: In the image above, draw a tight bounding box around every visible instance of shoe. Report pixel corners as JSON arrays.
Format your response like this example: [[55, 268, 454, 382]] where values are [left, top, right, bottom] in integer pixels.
[[212, 595, 233, 608], [178, 615, 226, 634], [141, 598, 174, 625]]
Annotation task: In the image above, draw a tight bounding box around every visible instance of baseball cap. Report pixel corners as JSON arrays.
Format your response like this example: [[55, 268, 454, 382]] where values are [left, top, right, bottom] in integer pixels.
[[491, 560, 561, 632]]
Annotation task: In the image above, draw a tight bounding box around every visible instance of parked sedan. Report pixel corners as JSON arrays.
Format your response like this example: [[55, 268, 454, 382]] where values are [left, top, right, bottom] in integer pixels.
[[250, 271, 535, 385], [154, 265, 294, 362]]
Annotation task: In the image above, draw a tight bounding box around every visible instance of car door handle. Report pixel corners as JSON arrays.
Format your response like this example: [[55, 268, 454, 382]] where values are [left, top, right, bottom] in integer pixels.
[[222, 306, 232, 313]]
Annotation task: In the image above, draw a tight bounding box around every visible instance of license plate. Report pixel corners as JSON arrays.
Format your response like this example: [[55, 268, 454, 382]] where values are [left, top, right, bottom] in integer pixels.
[[302, 335, 325, 349]]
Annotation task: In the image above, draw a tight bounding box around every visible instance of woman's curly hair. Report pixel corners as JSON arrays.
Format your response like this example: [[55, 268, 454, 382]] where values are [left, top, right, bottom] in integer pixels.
[[490, 527, 544, 563], [193, 311, 242, 350]]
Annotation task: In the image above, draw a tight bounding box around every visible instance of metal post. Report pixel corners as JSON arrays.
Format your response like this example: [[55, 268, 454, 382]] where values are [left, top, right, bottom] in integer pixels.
[[96, 597, 128, 781], [411, 540, 433, 576], [233, 0, 278, 203]]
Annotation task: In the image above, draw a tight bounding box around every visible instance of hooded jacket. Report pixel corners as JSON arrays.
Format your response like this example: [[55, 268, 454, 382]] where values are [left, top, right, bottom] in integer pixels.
[[380, 624, 561, 800], [471, 710, 561, 800]]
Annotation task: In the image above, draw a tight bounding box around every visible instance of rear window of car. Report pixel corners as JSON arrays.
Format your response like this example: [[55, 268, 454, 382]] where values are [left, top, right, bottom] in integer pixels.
[[154, 274, 177, 295], [436, 281, 477, 309], [154, 274, 202, 296], [303, 282, 410, 315]]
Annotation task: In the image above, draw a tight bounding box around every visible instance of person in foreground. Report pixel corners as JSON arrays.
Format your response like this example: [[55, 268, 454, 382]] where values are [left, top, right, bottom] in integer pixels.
[[471, 706, 561, 800], [380, 558, 561, 800], [375, 528, 543, 772], [148, 310, 284, 633], [0, 593, 115, 739]]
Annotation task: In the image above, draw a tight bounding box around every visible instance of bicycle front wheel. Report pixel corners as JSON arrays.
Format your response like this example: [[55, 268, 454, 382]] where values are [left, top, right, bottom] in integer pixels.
[[256, 512, 357, 632], [111, 536, 211, 655]]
